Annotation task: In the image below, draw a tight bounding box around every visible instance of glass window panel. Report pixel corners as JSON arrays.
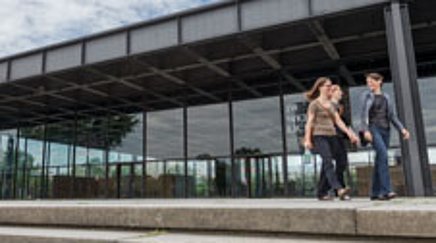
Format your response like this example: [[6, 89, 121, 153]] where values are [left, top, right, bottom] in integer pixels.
[[0, 129, 17, 199], [148, 109, 183, 160], [284, 93, 307, 154], [233, 97, 282, 155], [20, 125, 44, 199], [418, 77, 436, 195], [188, 103, 229, 158], [108, 113, 143, 163]]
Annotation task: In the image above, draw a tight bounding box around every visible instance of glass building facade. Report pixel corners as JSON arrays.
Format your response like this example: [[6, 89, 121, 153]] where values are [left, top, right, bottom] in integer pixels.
[[0, 79, 431, 199], [0, 0, 435, 199]]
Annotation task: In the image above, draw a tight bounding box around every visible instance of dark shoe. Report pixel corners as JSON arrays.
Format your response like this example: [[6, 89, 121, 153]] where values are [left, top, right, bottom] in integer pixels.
[[370, 195, 389, 201], [318, 195, 334, 201]]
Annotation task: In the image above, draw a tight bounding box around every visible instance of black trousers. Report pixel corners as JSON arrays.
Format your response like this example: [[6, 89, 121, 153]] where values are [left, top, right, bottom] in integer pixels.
[[313, 136, 347, 197], [334, 137, 349, 188]]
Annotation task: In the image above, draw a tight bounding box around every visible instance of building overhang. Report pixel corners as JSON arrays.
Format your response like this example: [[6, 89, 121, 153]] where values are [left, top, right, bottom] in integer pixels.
[[0, 0, 435, 129]]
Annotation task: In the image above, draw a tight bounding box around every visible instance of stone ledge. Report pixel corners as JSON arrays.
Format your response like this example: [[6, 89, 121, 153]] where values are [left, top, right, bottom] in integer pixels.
[[357, 202, 436, 238], [0, 206, 356, 235], [0, 226, 148, 243], [0, 199, 434, 238]]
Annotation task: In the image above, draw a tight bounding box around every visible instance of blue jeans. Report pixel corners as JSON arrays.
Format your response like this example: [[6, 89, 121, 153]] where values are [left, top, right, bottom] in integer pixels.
[[369, 125, 392, 197]]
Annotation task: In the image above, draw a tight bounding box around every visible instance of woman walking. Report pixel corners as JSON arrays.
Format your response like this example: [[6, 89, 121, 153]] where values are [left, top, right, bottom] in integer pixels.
[[304, 77, 358, 200], [330, 85, 351, 190], [360, 73, 410, 200]]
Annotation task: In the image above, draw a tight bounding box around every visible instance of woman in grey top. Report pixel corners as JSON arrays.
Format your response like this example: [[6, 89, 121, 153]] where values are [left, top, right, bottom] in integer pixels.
[[360, 73, 410, 200], [304, 77, 358, 200]]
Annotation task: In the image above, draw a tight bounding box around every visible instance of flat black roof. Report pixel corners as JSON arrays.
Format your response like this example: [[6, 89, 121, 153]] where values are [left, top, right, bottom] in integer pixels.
[[0, 0, 435, 129]]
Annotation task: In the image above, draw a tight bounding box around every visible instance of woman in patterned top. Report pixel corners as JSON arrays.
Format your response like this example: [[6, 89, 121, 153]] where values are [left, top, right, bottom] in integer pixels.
[[304, 77, 358, 200]]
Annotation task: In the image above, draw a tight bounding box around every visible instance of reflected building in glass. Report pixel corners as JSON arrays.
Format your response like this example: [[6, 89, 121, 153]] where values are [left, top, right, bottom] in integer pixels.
[[0, 0, 435, 199]]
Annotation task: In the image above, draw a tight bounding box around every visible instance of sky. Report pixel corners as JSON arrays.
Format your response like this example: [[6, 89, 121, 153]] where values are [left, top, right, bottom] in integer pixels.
[[0, 0, 220, 58]]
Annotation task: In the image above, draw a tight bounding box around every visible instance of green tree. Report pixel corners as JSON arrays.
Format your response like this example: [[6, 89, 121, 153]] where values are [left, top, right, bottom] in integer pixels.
[[20, 114, 139, 149], [0, 149, 35, 171]]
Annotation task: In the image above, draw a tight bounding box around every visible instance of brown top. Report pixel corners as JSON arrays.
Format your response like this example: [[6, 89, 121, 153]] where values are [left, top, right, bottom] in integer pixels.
[[308, 100, 337, 136]]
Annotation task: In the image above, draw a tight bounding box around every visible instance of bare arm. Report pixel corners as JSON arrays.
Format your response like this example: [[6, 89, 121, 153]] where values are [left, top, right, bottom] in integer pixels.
[[304, 109, 315, 149]]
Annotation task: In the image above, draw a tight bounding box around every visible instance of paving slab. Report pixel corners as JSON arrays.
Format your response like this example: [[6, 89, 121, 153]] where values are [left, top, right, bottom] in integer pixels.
[[0, 227, 433, 243], [0, 226, 148, 243], [357, 198, 436, 238], [0, 199, 362, 235], [121, 232, 436, 243], [0, 198, 434, 238]]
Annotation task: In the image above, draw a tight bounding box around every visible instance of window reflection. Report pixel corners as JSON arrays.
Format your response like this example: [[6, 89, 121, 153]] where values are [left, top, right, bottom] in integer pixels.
[[188, 103, 229, 158], [0, 129, 18, 199], [148, 109, 183, 160], [108, 113, 143, 163], [233, 97, 282, 155], [418, 77, 436, 194]]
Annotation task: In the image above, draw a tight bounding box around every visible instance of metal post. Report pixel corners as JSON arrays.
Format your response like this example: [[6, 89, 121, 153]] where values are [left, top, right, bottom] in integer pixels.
[[67, 143, 71, 177], [384, 0, 433, 196], [279, 75, 290, 196], [268, 157, 273, 197], [12, 127, 20, 199], [40, 124, 47, 198], [104, 115, 110, 198], [183, 104, 188, 198], [46, 141, 51, 198], [129, 163, 134, 198], [142, 111, 147, 198], [116, 164, 121, 198], [85, 132, 90, 178], [228, 80, 236, 197], [22, 137, 28, 199], [71, 115, 77, 198]]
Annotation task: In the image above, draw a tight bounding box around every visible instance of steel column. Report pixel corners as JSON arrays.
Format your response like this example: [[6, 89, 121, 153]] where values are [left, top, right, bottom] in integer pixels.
[[183, 102, 188, 198], [12, 127, 20, 199], [40, 124, 47, 198], [279, 76, 290, 196], [142, 111, 147, 198], [384, 1, 433, 196], [104, 115, 110, 198], [229, 80, 236, 197], [71, 115, 78, 198]]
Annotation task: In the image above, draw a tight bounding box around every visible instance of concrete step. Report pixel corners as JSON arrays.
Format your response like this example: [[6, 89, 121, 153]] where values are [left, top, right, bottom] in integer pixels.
[[0, 198, 434, 239], [0, 227, 434, 243], [0, 226, 148, 243]]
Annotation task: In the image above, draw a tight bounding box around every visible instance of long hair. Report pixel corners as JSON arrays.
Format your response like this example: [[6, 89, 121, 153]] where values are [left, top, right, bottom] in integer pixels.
[[305, 77, 331, 102], [331, 84, 345, 115]]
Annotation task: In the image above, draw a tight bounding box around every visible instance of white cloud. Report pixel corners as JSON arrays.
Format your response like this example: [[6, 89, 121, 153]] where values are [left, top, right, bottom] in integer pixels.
[[0, 0, 220, 58]]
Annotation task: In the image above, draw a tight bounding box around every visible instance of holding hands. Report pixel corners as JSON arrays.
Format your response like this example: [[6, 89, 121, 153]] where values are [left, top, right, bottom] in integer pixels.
[[363, 128, 410, 144], [347, 130, 359, 144]]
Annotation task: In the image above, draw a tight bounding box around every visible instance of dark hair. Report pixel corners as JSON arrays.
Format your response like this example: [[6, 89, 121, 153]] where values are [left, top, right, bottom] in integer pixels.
[[305, 77, 331, 101], [365, 72, 384, 82]]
